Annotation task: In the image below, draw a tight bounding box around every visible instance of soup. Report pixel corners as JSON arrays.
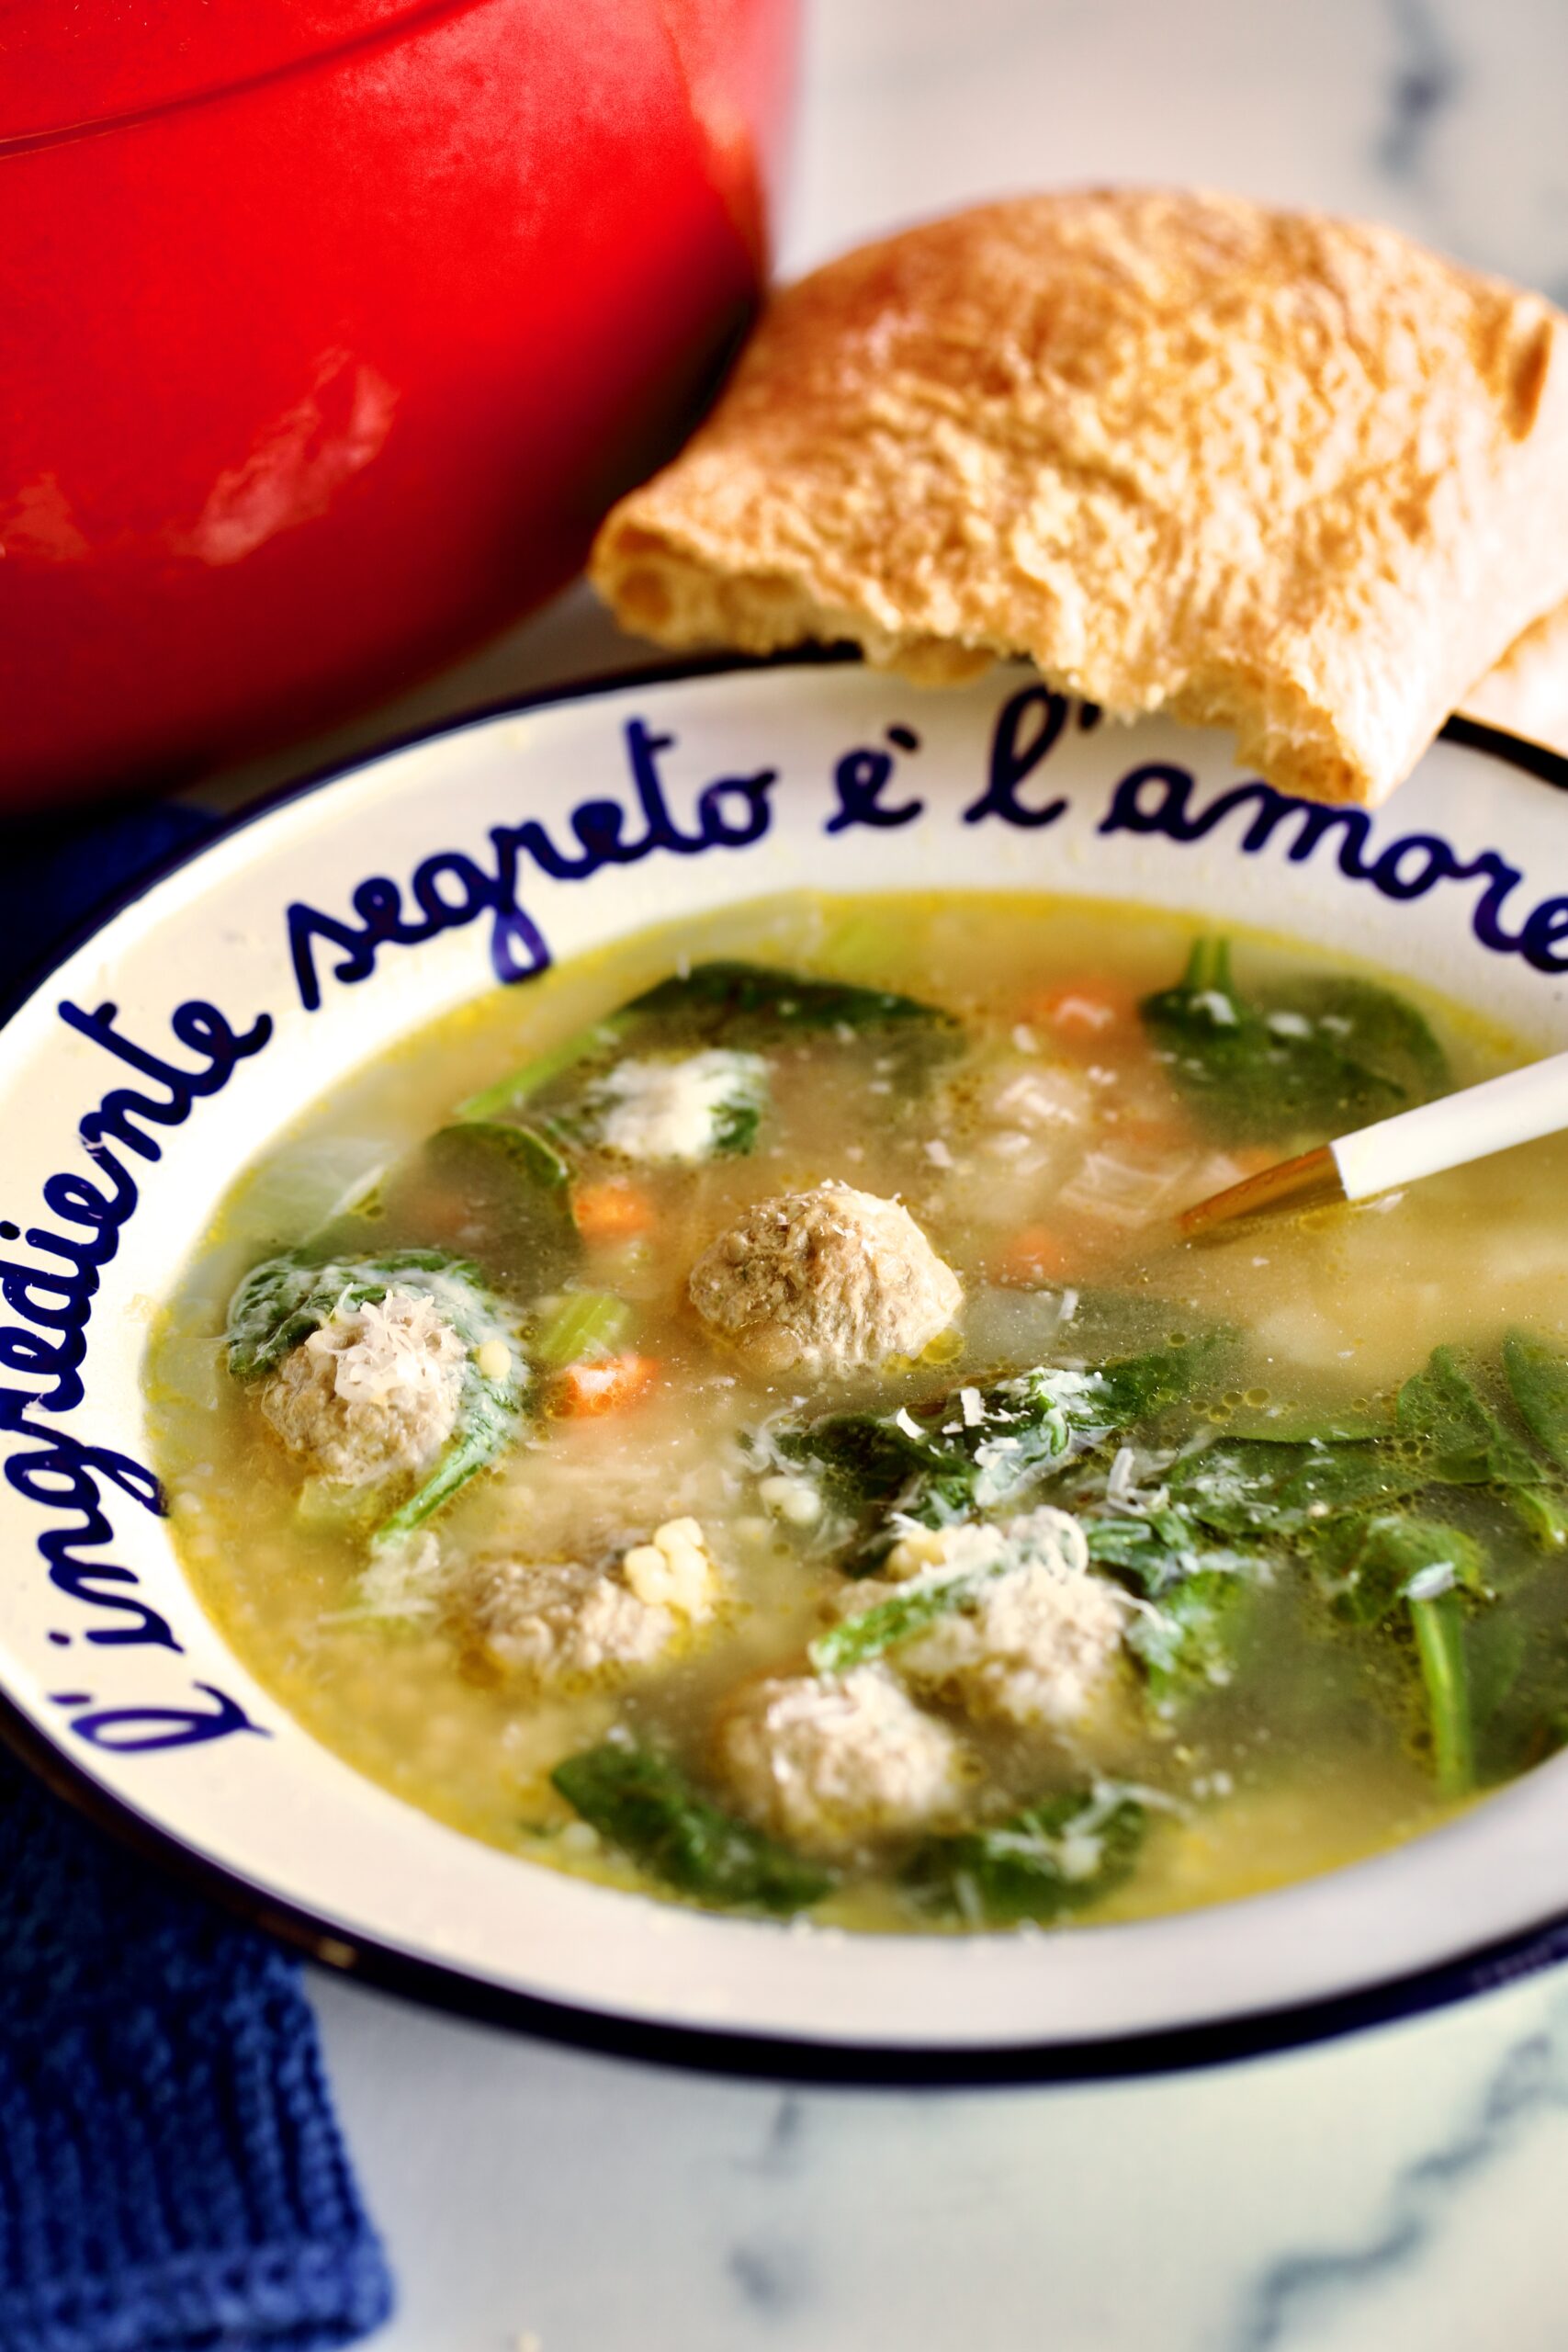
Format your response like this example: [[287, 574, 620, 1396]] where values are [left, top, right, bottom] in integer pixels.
[[146, 891, 1568, 1933]]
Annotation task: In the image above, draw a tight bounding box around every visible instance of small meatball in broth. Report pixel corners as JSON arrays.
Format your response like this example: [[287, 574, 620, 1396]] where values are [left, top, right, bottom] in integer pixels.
[[688, 1183, 962, 1375], [262, 1290, 465, 1485], [716, 1668, 972, 1859]]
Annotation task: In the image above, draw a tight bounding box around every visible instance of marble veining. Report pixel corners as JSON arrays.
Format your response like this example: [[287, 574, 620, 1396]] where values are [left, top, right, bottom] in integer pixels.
[[1375, 0, 1462, 184], [1229, 1999, 1568, 2349], [727, 2237, 811, 2318]]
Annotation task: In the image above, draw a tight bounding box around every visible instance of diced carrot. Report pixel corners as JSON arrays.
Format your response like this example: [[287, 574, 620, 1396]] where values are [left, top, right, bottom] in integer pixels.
[[549, 1351, 658, 1417], [998, 1224, 1078, 1286], [571, 1180, 656, 1242], [1022, 977, 1141, 1041]]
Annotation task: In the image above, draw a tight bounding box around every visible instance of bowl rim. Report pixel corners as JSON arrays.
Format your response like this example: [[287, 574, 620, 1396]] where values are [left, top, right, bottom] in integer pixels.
[[8, 650, 1568, 2087]]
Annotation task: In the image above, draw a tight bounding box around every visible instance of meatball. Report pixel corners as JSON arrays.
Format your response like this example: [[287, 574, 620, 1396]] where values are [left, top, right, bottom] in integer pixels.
[[688, 1183, 962, 1376], [467, 1557, 674, 1684], [261, 1287, 466, 1485], [716, 1666, 969, 1857], [875, 1509, 1130, 1732], [465, 1520, 720, 1687]]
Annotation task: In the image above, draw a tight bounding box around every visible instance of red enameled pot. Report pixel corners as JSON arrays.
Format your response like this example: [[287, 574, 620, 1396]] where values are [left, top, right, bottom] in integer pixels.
[[0, 0, 795, 800]]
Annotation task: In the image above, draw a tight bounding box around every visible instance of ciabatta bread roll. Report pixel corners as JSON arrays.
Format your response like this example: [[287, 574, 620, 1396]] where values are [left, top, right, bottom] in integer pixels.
[[592, 188, 1568, 807], [1463, 596, 1568, 758]]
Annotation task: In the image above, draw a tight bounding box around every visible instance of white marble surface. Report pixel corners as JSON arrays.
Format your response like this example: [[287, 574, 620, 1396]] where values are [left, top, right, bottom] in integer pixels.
[[310, 1961, 1568, 2352], [231, 1, 1568, 2342]]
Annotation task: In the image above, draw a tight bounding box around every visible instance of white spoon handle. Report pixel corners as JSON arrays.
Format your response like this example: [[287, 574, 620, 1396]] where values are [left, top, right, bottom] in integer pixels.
[[1332, 1046, 1568, 1199]]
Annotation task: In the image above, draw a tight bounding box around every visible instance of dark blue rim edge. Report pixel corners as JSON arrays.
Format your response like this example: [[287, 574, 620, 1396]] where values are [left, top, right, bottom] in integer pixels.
[[5, 651, 1568, 2089]]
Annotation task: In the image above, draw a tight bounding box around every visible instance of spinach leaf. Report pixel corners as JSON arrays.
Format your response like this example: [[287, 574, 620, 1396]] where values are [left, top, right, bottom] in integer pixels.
[[412, 1121, 581, 1287], [1140, 937, 1446, 1147], [774, 1411, 964, 1519], [902, 1789, 1146, 1925], [551, 1742, 832, 1916], [712, 1086, 765, 1156], [1466, 1612, 1529, 1766], [624, 961, 957, 1046], [1081, 1488, 1262, 1705], [1264, 974, 1449, 1104], [1140, 940, 1287, 1144], [1469, 1623, 1568, 1780], [1070, 1457, 1259, 1697], [1222, 1404, 1391, 1443], [1124, 1570, 1253, 1706], [1290, 1445, 1432, 1519], [1092, 1330, 1235, 1425], [1315, 1512, 1486, 1627], [1083, 1508, 1202, 1582], [1395, 1348, 1540, 1486], [1082, 1491, 1258, 1589], [773, 1372, 1091, 1569], [1309, 1508, 1488, 1792], [424, 1120, 570, 1194], [1503, 1331, 1568, 1474], [1168, 1439, 1421, 1542], [460, 960, 958, 1123]]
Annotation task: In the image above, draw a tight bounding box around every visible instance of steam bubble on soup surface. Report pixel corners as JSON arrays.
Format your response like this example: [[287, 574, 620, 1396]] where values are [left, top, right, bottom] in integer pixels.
[[146, 891, 1568, 1932]]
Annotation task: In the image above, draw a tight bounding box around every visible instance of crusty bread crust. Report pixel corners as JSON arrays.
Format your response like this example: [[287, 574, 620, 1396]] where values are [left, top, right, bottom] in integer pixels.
[[591, 189, 1568, 807], [1462, 595, 1568, 758]]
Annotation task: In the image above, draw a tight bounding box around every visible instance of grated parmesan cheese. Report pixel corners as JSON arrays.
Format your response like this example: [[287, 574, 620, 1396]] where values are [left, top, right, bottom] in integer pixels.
[[589, 1050, 768, 1163]]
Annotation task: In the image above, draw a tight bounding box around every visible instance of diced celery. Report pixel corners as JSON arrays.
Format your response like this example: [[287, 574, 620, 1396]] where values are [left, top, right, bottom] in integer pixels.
[[296, 1477, 380, 1533], [457, 1022, 625, 1124], [535, 1290, 633, 1368]]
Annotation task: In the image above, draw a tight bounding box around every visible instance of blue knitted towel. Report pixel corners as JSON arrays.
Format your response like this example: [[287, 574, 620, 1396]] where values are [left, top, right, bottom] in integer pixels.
[[0, 800, 394, 2352]]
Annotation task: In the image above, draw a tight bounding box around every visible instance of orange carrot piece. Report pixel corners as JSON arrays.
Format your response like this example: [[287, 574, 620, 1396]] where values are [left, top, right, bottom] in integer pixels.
[[998, 1224, 1077, 1286], [572, 1180, 656, 1242], [549, 1351, 658, 1417], [1023, 977, 1140, 1039]]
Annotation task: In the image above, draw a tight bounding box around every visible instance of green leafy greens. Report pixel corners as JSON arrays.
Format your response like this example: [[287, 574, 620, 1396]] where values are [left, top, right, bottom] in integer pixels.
[[902, 1787, 1147, 1925], [1140, 938, 1449, 1148], [1503, 1331, 1568, 1474], [1395, 1347, 1540, 1486], [551, 1741, 833, 1915]]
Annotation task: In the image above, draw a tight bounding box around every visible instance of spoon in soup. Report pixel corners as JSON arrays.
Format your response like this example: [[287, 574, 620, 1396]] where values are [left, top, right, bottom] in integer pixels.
[[1177, 1043, 1568, 1239]]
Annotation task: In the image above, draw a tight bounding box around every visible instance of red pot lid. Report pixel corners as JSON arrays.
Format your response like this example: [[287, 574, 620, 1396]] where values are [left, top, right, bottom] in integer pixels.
[[0, 0, 446, 147]]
